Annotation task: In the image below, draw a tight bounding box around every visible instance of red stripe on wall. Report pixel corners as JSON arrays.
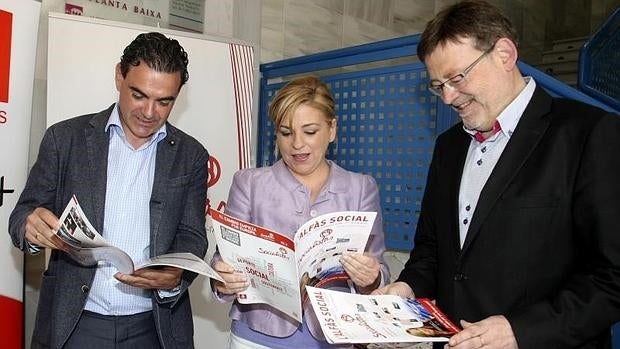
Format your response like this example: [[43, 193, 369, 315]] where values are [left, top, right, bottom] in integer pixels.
[[0, 10, 13, 103], [239, 46, 253, 167], [229, 44, 254, 169], [0, 295, 23, 349], [230, 45, 244, 169], [241, 46, 253, 167]]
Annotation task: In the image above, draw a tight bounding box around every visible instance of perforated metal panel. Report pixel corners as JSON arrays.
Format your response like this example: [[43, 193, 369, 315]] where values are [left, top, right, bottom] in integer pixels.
[[579, 7, 620, 111], [585, 33, 620, 103], [259, 63, 438, 251]]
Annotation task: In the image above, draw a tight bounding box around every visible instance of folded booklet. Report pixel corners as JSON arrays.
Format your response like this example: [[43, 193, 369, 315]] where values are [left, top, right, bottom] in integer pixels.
[[305, 286, 460, 344], [209, 208, 377, 322], [54, 195, 223, 282]]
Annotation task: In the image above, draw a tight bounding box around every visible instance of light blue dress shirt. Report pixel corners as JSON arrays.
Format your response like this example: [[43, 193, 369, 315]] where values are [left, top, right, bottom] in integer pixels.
[[84, 104, 166, 315]]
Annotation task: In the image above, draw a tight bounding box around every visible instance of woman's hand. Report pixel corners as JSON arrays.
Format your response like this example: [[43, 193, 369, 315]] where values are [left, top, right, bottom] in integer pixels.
[[212, 260, 249, 295], [372, 281, 415, 298], [340, 252, 381, 292]]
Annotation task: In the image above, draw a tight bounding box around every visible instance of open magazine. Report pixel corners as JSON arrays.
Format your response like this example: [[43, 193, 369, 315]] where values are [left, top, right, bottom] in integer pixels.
[[209, 208, 377, 322], [305, 286, 460, 344], [53, 195, 223, 282]]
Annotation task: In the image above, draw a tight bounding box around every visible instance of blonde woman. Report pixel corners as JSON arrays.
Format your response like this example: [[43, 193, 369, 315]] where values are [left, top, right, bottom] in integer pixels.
[[212, 76, 390, 348]]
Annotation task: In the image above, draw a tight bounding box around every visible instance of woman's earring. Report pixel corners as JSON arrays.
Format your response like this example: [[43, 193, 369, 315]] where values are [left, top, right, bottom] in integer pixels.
[[273, 143, 280, 160], [328, 141, 338, 158]]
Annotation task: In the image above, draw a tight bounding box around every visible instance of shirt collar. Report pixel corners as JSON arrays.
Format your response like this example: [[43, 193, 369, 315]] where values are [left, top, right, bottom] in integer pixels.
[[105, 103, 167, 149], [463, 76, 536, 140], [272, 159, 349, 194]]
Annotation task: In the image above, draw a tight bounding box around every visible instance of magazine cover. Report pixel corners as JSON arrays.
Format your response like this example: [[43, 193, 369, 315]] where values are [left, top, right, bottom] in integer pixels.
[[209, 208, 377, 322], [305, 286, 460, 344]]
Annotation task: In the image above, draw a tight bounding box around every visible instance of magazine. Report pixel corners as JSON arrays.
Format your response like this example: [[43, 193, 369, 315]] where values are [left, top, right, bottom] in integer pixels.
[[305, 286, 460, 344], [209, 208, 377, 322], [53, 195, 223, 282]]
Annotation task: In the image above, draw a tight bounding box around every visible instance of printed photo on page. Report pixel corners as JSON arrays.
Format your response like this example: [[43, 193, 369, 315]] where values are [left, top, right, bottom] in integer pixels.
[[305, 286, 460, 344]]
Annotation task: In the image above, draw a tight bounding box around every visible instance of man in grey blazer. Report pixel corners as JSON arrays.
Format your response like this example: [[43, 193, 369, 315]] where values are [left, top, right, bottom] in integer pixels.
[[9, 32, 209, 348], [375, 1, 620, 348]]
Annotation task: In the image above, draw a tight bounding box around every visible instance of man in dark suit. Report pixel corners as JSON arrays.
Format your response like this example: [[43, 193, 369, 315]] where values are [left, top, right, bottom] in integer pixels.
[[374, 1, 620, 348], [9, 32, 209, 348]]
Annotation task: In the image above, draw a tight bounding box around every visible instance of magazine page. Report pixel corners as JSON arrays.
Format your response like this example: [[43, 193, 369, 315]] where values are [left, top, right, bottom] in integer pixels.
[[56, 195, 135, 273], [67, 246, 135, 274], [55, 197, 224, 279], [305, 286, 460, 344], [294, 211, 377, 291], [209, 209, 302, 321], [55, 195, 109, 249], [137, 252, 224, 282]]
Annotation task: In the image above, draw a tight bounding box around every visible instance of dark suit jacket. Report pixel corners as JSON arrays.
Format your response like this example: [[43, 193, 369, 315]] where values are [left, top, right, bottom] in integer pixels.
[[397, 87, 620, 348], [9, 105, 209, 349]]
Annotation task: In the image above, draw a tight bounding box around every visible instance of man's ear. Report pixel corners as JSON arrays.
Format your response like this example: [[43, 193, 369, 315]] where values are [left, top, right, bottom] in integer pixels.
[[114, 63, 123, 91], [494, 37, 519, 71]]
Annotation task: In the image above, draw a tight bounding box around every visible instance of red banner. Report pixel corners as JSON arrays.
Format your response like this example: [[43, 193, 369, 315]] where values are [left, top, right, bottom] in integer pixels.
[[0, 10, 12, 103], [0, 1, 40, 348], [0, 295, 21, 349], [0, 10, 19, 349]]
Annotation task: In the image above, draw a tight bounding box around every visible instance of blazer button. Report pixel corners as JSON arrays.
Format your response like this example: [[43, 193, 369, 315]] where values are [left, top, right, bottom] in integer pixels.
[[81, 285, 90, 293]]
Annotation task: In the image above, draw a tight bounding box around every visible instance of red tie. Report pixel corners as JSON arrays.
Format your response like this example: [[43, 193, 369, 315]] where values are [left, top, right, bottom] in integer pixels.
[[474, 120, 501, 143]]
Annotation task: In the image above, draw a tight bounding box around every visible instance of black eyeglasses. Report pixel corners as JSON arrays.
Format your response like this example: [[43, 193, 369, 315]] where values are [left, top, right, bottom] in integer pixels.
[[428, 44, 496, 97]]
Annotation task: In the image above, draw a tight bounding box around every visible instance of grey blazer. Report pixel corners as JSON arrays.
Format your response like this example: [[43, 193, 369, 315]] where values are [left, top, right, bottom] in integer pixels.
[[9, 105, 209, 349]]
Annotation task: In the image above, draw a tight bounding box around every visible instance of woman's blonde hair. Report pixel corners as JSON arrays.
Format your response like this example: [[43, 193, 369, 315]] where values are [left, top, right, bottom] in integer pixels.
[[268, 76, 336, 128]]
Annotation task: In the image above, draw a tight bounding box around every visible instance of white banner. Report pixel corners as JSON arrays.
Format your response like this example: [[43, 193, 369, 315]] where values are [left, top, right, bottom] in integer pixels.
[[47, 13, 254, 211], [0, 1, 40, 348]]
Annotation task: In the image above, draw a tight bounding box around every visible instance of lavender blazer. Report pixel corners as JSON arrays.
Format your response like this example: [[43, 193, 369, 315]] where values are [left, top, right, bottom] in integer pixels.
[[213, 159, 390, 338]]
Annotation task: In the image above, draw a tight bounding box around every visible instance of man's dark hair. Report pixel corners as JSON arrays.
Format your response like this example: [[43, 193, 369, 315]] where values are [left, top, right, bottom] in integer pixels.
[[119, 32, 189, 88], [417, 0, 518, 62]]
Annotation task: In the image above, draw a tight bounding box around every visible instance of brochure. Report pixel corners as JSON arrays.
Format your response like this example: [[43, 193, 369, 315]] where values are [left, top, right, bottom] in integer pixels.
[[306, 286, 460, 344], [53, 195, 223, 282], [209, 208, 377, 322]]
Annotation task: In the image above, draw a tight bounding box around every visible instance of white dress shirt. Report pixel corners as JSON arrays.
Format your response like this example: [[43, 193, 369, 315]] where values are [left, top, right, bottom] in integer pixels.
[[458, 77, 536, 247]]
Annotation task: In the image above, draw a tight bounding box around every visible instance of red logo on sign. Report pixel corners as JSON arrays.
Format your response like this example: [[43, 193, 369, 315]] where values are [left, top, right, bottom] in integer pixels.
[[0, 10, 12, 103], [65, 4, 84, 16], [207, 156, 221, 187]]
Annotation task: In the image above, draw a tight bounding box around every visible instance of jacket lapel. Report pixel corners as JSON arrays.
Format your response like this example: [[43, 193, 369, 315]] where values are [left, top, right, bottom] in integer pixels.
[[446, 132, 472, 254], [150, 126, 178, 256], [85, 105, 113, 233], [460, 87, 553, 255]]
